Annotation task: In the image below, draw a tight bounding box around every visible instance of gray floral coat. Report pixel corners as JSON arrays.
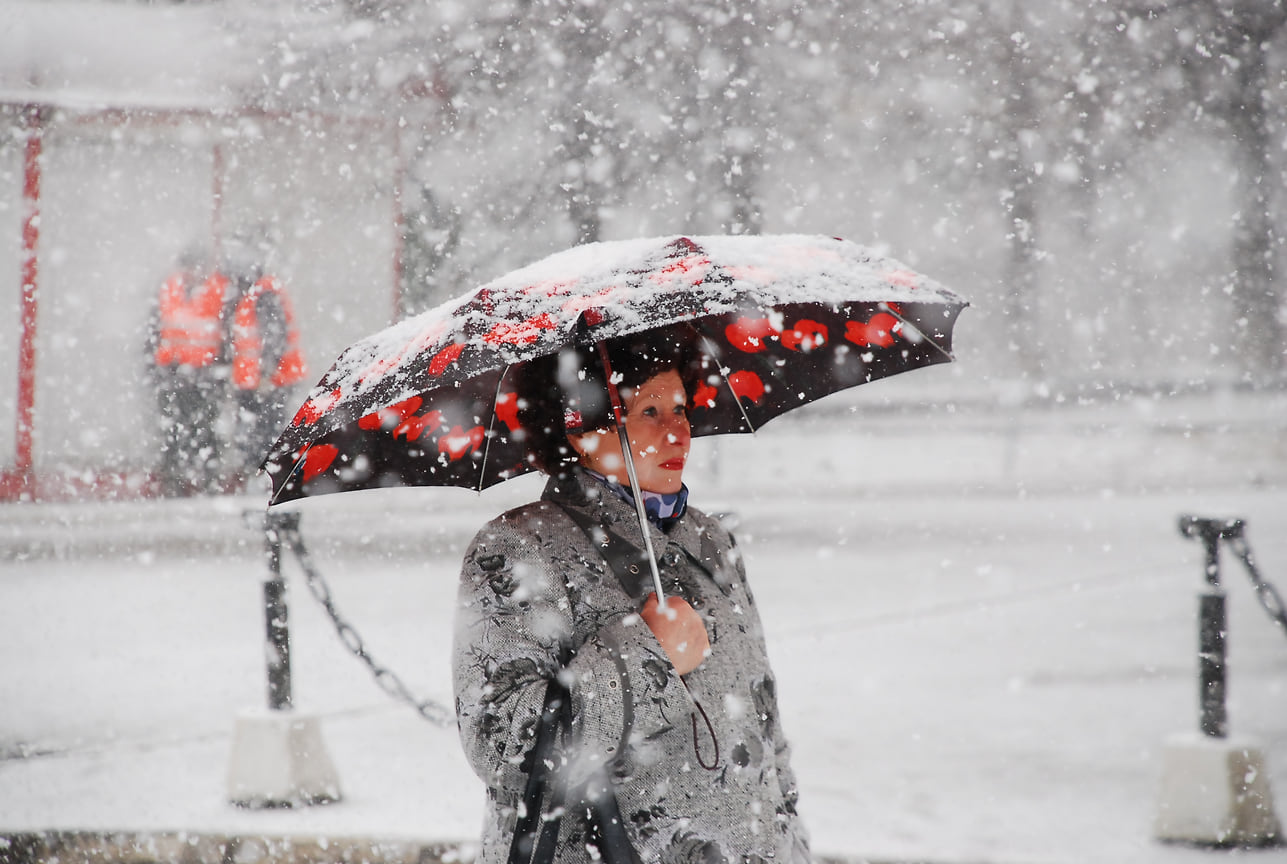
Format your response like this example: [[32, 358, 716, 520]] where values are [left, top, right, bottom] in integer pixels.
[[453, 468, 812, 864]]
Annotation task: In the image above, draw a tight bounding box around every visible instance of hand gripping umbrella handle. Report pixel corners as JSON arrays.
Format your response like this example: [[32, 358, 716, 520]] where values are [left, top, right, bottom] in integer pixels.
[[596, 342, 667, 604]]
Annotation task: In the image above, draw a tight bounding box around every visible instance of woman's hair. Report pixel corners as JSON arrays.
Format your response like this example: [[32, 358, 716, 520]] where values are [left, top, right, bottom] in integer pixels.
[[512, 330, 705, 475]]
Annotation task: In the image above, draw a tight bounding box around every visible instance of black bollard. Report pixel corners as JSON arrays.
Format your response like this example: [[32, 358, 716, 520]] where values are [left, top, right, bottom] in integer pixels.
[[1157, 515, 1284, 845], [1177, 515, 1244, 739], [1196, 592, 1226, 738], [261, 510, 301, 712], [229, 508, 343, 807]]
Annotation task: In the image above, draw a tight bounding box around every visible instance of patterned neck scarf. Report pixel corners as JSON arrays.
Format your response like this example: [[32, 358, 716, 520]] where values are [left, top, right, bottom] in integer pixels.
[[585, 469, 689, 529]]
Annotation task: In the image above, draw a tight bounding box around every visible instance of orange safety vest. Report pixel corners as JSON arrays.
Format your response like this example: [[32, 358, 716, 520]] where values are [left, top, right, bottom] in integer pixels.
[[154, 272, 228, 368], [231, 276, 308, 390]]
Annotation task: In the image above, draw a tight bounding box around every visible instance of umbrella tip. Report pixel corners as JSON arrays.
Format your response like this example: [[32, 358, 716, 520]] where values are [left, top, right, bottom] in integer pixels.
[[667, 237, 702, 257]]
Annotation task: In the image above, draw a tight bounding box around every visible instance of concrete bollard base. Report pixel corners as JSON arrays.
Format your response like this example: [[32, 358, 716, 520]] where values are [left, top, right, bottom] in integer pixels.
[[226, 708, 342, 808], [1154, 732, 1282, 847]]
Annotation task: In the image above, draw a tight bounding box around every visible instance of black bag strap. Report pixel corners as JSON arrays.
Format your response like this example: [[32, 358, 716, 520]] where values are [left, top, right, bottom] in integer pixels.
[[507, 500, 655, 864], [584, 777, 645, 864], [507, 679, 571, 864], [558, 503, 654, 598], [507, 676, 644, 864]]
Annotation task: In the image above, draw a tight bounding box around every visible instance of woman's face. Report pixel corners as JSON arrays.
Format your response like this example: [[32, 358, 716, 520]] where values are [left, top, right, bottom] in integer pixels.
[[570, 368, 692, 494]]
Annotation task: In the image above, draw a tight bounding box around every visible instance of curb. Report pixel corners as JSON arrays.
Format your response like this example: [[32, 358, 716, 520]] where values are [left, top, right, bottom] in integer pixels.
[[0, 832, 469, 864], [0, 833, 980, 864], [0, 834, 918, 864]]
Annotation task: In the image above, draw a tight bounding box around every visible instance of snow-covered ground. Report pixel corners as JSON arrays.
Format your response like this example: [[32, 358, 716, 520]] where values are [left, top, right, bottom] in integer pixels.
[[2, 388, 1286, 863]]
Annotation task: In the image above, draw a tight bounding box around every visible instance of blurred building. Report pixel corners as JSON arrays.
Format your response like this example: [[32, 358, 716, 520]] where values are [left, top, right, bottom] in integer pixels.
[[0, 1, 417, 501]]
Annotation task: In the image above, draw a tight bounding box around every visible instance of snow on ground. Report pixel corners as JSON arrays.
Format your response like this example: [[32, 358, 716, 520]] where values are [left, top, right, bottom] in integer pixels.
[[2, 388, 1286, 863]]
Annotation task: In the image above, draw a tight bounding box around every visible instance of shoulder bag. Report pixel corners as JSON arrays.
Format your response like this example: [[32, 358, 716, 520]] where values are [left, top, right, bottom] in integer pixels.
[[506, 508, 645, 864]]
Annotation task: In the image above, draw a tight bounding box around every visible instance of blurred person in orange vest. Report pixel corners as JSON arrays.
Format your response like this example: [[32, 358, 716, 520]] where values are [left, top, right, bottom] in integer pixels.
[[221, 236, 307, 485], [146, 247, 229, 496]]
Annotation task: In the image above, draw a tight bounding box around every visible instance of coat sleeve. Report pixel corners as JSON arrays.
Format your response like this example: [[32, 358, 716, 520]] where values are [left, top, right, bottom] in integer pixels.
[[453, 508, 577, 795]]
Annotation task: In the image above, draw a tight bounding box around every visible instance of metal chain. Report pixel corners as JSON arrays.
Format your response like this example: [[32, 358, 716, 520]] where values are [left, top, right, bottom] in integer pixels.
[[278, 523, 453, 726], [1229, 533, 1287, 639]]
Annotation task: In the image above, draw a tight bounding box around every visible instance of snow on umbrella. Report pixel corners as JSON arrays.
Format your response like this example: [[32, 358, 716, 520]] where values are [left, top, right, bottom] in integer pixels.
[[265, 234, 966, 509]]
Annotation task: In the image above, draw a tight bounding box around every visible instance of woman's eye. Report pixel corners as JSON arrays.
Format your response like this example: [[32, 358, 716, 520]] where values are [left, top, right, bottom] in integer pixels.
[[640, 406, 658, 418]]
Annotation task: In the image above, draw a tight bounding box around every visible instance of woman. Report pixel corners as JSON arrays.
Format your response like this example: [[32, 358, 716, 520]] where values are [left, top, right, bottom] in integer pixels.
[[452, 335, 813, 864]]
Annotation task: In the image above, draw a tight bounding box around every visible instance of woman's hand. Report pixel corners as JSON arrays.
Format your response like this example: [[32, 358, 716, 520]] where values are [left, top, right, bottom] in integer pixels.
[[640, 593, 710, 676]]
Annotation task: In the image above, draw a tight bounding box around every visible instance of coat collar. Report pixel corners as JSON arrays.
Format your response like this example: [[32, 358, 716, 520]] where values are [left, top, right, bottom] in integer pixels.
[[541, 467, 711, 578]]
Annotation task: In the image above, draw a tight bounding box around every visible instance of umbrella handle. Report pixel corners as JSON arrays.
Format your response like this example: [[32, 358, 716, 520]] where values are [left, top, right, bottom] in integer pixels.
[[597, 343, 667, 604]]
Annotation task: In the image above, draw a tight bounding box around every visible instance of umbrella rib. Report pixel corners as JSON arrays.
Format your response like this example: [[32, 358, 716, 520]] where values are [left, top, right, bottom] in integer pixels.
[[692, 326, 758, 434], [880, 302, 956, 362], [477, 367, 512, 493], [267, 444, 310, 507]]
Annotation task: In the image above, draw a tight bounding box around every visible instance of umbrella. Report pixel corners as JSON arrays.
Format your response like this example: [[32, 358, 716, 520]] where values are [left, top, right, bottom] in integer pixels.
[[264, 234, 967, 596]]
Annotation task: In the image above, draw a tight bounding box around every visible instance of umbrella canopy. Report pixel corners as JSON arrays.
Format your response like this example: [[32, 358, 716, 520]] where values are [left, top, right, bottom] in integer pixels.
[[264, 234, 967, 505]]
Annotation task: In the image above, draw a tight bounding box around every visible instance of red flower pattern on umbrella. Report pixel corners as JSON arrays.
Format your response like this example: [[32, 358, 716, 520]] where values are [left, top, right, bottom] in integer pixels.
[[726, 317, 781, 353], [300, 444, 340, 483], [264, 235, 966, 505], [484, 313, 557, 346], [728, 370, 767, 404], [721, 264, 776, 284], [439, 425, 485, 461], [358, 396, 423, 431], [393, 410, 443, 443], [882, 269, 920, 289], [494, 391, 521, 432], [428, 343, 465, 376], [845, 310, 901, 348], [292, 387, 342, 427], [780, 319, 828, 353], [560, 287, 623, 318], [647, 254, 711, 287], [522, 278, 578, 299], [359, 321, 448, 388]]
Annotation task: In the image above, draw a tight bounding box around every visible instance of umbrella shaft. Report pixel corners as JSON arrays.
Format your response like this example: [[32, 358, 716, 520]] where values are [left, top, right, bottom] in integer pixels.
[[614, 422, 667, 603], [595, 341, 666, 603]]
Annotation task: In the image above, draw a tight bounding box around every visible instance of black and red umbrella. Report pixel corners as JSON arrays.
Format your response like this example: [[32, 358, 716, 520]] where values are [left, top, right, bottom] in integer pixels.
[[265, 234, 966, 510]]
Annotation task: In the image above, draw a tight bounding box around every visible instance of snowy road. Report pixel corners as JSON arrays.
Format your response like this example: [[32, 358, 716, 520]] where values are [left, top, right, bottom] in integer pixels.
[[2, 393, 1286, 863], [2, 485, 1285, 863]]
